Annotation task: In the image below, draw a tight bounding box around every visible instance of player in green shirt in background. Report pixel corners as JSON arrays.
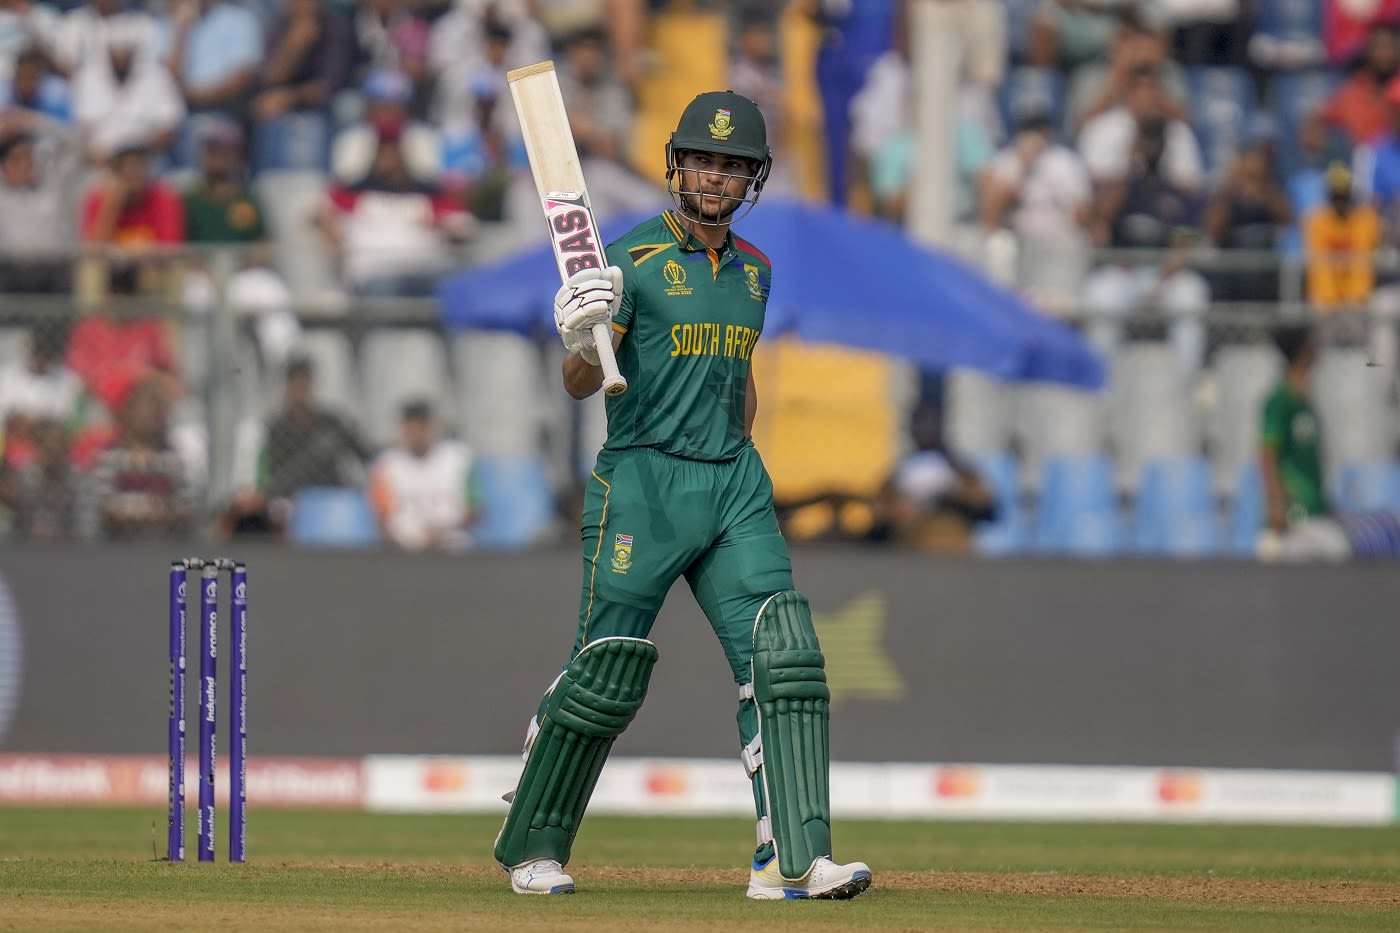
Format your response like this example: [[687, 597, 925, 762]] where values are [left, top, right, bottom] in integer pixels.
[[1259, 324, 1349, 560], [493, 91, 872, 902]]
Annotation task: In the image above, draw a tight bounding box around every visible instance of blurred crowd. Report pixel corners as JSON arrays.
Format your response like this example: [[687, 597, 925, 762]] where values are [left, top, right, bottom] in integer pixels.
[[0, 0, 691, 547], [0, 0, 1398, 557]]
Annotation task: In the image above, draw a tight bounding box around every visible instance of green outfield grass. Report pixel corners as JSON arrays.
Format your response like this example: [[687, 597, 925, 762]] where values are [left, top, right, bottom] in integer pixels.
[[3, 808, 1399, 931]]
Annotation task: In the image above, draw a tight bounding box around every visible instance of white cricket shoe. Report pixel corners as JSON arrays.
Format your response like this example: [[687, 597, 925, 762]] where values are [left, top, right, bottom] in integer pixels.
[[508, 858, 576, 895], [746, 854, 873, 900]]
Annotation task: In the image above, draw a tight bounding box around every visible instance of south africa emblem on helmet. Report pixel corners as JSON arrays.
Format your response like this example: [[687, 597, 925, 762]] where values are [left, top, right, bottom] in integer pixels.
[[708, 108, 734, 140], [611, 534, 634, 574]]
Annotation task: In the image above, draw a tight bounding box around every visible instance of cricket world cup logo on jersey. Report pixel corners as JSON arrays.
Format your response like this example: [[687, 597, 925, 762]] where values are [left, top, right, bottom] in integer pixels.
[[708, 108, 734, 140], [663, 259, 692, 297], [611, 534, 634, 574]]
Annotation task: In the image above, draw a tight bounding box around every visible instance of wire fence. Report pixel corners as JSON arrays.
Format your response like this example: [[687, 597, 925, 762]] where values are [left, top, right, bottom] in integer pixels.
[[1, 238, 1397, 548]]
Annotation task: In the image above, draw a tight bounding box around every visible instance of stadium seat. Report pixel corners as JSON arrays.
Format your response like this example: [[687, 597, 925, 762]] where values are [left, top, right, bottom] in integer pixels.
[[229, 414, 266, 494], [1034, 454, 1123, 556], [1254, 0, 1323, 46], [1186, 66, 1256, 181], [1106, 343, 1200, 492], [1252, 0, 1325, 78], [1229, 462, 1265, 557], [254, 109, 331, 175], [0, 327, 29, 368], [1266, 69, 1339, 180], [1337, 509, 1400, 557], [230, 331, 267, 420], [472, 453, 556, 551], [1281, 163, 1327, 257], [1313, 347, 1396, 482], [1335, 460, 1400, 513], [360, 328, 455, 449], [1207, 344, 1282, 495], [1014, 385, 1106, 491], [1132, 457, 1222, 557], [254, 170, 345, 310], [1017, 231, 1091, 312], [450, 330, 546, 456], [1003, 0, 1045, 63], [293, 329, 362, 427], [945, 368, 1013, 456], [969, 450, 1026, 556], [287, 486, 380, 548]]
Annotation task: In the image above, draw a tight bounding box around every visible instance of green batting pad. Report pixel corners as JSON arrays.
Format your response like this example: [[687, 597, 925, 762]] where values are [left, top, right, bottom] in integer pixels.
[[494, 636, 658, 867], [752, 591, 832, 880]]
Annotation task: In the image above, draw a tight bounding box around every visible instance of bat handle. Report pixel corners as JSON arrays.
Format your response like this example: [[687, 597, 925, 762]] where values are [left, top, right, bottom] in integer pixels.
[[591, 322, 628, 396]]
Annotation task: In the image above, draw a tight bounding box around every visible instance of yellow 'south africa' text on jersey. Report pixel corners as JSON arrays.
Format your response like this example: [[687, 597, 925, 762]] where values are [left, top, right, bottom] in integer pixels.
[[602, 210, 771, 461]]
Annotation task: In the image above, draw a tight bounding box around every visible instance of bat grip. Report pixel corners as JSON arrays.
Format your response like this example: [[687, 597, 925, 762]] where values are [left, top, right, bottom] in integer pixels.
[[592, 322, 628, 396]]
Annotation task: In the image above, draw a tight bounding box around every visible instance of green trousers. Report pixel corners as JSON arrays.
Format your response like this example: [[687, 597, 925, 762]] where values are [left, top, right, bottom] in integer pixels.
[[572, 444, 792, 830]]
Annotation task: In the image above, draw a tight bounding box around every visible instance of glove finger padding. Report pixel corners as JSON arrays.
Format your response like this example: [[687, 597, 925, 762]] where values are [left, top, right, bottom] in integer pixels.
[[563, 275, 617, 298], [562, 326, 601, 366], [562, 296, 615, 333], [554, 265, 623, 365]]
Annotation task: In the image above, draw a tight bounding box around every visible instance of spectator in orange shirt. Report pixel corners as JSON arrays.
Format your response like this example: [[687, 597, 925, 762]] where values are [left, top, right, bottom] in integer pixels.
[[1305, 162, 1381, 310], [79, 142, 185, 294]]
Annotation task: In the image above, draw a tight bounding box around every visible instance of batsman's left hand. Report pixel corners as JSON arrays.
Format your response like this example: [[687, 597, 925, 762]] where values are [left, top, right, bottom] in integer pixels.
[[553, 265, 622, 365]]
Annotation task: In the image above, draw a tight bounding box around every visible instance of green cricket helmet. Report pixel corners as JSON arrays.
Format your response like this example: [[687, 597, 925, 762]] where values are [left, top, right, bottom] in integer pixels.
[[665, 90, 772, 224]]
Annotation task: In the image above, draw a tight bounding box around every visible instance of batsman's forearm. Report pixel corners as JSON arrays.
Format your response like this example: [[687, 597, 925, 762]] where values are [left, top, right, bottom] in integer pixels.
[[563, 352, 604, 399]]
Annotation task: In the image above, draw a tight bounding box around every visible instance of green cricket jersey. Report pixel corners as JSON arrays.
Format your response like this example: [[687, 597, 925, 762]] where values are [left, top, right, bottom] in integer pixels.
[[602, 210, 772, 461], [1260, 381, 1328, 517]]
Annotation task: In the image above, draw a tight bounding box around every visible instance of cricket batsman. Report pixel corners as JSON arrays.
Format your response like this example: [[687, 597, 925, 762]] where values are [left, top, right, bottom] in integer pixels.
[[493, 90, 872, 901]]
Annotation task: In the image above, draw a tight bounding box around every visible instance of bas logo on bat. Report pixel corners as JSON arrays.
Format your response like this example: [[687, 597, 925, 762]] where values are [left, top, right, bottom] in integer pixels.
[[545, 193, 601, 276]]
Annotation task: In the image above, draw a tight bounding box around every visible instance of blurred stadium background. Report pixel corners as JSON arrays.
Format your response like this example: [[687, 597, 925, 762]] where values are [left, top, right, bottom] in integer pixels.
[[3, 0, 1400, 828], [2, 0, 1399, 558]]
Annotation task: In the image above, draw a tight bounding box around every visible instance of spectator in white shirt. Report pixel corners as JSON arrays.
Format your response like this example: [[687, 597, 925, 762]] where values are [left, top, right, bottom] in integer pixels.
[[369, 398, 478, 551], [51, 0, 157, 77], [0, 110, 80, 292], [315, 122, 472, 296], [980, 107, 1095, 307], [0, 0, 61, 84], [1077, 64, 1203, 194], [428, 0, 546, 133], [0, 325, 83, 444], [981, 109, 1092, 240], [72, 19, 184, 163], [331, 68, 439, 185]]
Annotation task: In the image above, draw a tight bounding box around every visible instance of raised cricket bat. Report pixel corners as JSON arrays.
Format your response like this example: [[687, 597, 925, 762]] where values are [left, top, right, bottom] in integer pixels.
[[507, 60, 628, 396]]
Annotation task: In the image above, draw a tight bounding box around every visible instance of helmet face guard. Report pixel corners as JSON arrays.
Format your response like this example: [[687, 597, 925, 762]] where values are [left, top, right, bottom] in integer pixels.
[[664, 142, 772, 226], [664, 90, 772, 227]]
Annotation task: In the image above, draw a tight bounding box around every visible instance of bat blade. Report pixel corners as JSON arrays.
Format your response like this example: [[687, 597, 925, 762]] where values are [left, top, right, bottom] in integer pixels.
[[507, 60, 627, 396]]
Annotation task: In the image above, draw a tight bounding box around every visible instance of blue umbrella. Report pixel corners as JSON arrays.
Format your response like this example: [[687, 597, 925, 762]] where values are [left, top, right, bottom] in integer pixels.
[[438, 199, 1105, 389]]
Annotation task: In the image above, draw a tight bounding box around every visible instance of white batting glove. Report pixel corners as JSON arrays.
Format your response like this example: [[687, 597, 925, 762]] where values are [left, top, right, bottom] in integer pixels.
[[553, 265, 622, 366]]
